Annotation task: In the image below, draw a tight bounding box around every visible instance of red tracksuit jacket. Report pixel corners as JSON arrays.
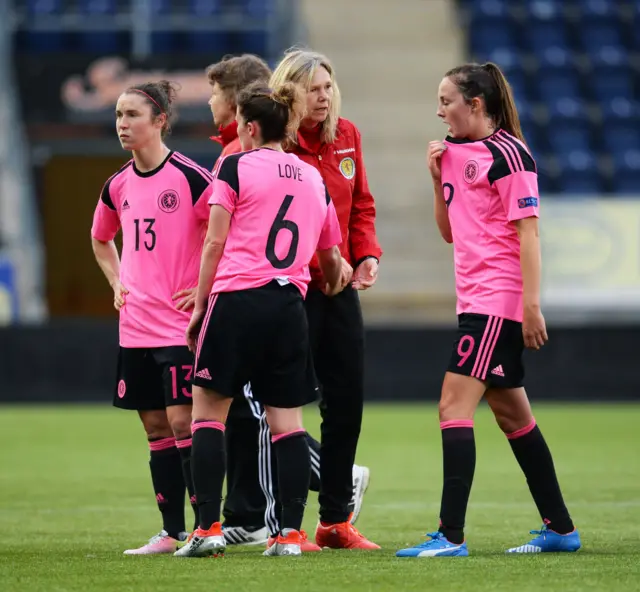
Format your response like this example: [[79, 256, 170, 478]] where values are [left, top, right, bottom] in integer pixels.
[[212, 117, 382, 288], [291, 118, 382, 287]]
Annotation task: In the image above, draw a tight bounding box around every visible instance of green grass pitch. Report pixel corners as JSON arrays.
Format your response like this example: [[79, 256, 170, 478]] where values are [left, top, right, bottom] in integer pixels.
[[0, 403, 638, 591]]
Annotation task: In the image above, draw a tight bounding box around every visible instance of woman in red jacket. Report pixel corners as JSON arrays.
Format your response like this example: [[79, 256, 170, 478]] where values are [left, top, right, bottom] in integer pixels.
[[269, 49, 382, 550], [205, 54, 368, 551]]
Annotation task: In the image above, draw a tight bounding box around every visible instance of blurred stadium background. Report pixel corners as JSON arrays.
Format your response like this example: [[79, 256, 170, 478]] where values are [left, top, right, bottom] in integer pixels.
[[1, 0, 640, 403], [1, 3, 639, 590]]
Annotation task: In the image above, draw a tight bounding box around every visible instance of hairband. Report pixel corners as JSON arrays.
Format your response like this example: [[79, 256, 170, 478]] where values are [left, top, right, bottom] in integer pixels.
[[130, 89, 164, 113]]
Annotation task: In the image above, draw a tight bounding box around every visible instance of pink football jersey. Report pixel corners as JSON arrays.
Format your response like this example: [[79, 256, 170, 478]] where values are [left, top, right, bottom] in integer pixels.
[[441, 129, 540, 322], [91, 151, 212, 347], [208, 148, 342, 297]]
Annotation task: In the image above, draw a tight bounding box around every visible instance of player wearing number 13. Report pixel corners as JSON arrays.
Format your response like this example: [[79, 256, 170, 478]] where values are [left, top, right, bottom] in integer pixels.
[[91, 81, 212, 554], [397, 63, 580, 558]]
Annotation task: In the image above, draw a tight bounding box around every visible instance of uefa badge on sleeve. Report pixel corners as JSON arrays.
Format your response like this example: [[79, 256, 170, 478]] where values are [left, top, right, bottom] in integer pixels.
[[158, 190, 180, 213], [339, 157, 356, 180], [463, 160, 478, 184]]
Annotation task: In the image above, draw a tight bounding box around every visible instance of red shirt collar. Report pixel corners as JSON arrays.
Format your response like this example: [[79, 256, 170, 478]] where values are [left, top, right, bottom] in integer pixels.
[[210, 120, 238, 147], [297, 123, 323, 153]]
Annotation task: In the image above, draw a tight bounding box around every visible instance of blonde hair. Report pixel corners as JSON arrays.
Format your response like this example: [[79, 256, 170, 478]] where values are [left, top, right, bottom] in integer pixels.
[[269, 48, 342, 145]]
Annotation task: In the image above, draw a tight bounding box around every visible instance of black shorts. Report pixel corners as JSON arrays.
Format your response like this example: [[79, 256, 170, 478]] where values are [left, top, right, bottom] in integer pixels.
[[447, 313, 525, 389], [114, 346, 194, 411], [192, 280, 318, 409]]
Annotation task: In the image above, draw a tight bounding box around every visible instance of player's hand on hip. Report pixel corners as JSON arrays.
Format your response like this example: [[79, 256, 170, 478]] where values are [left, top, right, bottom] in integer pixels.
[[186, 308, 205, 353], [523, 305, 548, 350], [112, 281, 128, 311], [352, 257, 378, 291], [173, 287, 197, 311], [427, 140, 447, 181]]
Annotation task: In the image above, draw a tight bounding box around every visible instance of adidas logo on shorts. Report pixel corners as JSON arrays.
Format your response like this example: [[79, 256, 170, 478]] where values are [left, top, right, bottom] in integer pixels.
[[491, 365, 505, 377], [195, 368, 212, 380]]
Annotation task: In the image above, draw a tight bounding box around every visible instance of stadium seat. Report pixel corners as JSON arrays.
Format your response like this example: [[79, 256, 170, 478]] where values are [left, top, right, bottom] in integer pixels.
[[188, 0, 223, 16], [238, 0, 274, 17], [537, 47, 576, 72], [77, 0, 117, 14], [603, 127, 640, 159], [520, 123, 540, 159], [467, 0, 511, 23], [548, 123, 592, 155], [577, 0, 618, 21], [555, 151, 603, 194], [588, 46, 630, 71], [476, 48, 521, 69], [526, 22, 568, 53], [522, 0, 564, 20], [469, 21, 516, 56], [150, 0, 171, 14], [611, 150, 640, 194], [591, 71, 633, 102], [579, 22, 622, 51], [25, 0, 63, 14], [504, 70, 527, 104], [600, 98, 640, 124], [537, 72, 580, 103]]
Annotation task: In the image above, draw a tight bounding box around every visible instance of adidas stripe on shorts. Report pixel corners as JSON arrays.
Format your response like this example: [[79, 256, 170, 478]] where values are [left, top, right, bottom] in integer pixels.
[[191, 280, 318, 409], [446, 313, 525, 388]]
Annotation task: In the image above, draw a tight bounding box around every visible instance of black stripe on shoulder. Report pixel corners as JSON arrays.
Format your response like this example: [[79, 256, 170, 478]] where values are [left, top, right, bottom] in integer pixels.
[[484, 140, 514, 185], [499, 133, 537, 174], [215, 152, 244, 195], [323, 182, 332, 206], [170, 154, 214, 206], [101, 161, 132, 210]]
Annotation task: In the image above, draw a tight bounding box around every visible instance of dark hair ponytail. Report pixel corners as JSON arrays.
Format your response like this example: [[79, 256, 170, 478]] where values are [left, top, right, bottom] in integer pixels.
[[482, 63, 524, 142], [125, 80, 180, 138], [445, 62, 525, 143], [237, 81, 305, 144]]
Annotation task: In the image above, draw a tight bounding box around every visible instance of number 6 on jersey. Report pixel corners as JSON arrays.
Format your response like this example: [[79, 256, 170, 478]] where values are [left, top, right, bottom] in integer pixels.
[[266, 194, 299, 269]]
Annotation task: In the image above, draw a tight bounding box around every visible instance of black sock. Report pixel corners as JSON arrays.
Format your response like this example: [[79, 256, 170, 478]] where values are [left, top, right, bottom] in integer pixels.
[[273, 431, 310, 533], [177, 436, 199, 531], [191, 421, 226, 530], [438, 422, 476, 545], [507, 421, 574, 534], [306, 433, 321, 492], [148, 437, 186, 539]]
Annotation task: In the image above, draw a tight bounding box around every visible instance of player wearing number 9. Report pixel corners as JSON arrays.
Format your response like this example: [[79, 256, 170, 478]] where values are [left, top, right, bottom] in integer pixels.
[[178, 82, 344, 558], [397, 63, 580, 558], [91, 81, 213, 554]]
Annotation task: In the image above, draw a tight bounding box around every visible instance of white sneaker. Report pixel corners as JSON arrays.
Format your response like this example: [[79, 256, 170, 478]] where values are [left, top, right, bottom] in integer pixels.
[[123, 530, 188, 555], [263, 530, 303, 556], [222, 525, 269, 546], [349, 465, 370, 525], [174, 523, 225, 558]]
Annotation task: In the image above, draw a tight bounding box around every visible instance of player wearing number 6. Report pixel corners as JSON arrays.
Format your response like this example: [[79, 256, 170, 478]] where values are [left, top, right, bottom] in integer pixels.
[[397, 63, 580, 558], [91, 81, 213, 554], [177, 82, 344, 558]]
